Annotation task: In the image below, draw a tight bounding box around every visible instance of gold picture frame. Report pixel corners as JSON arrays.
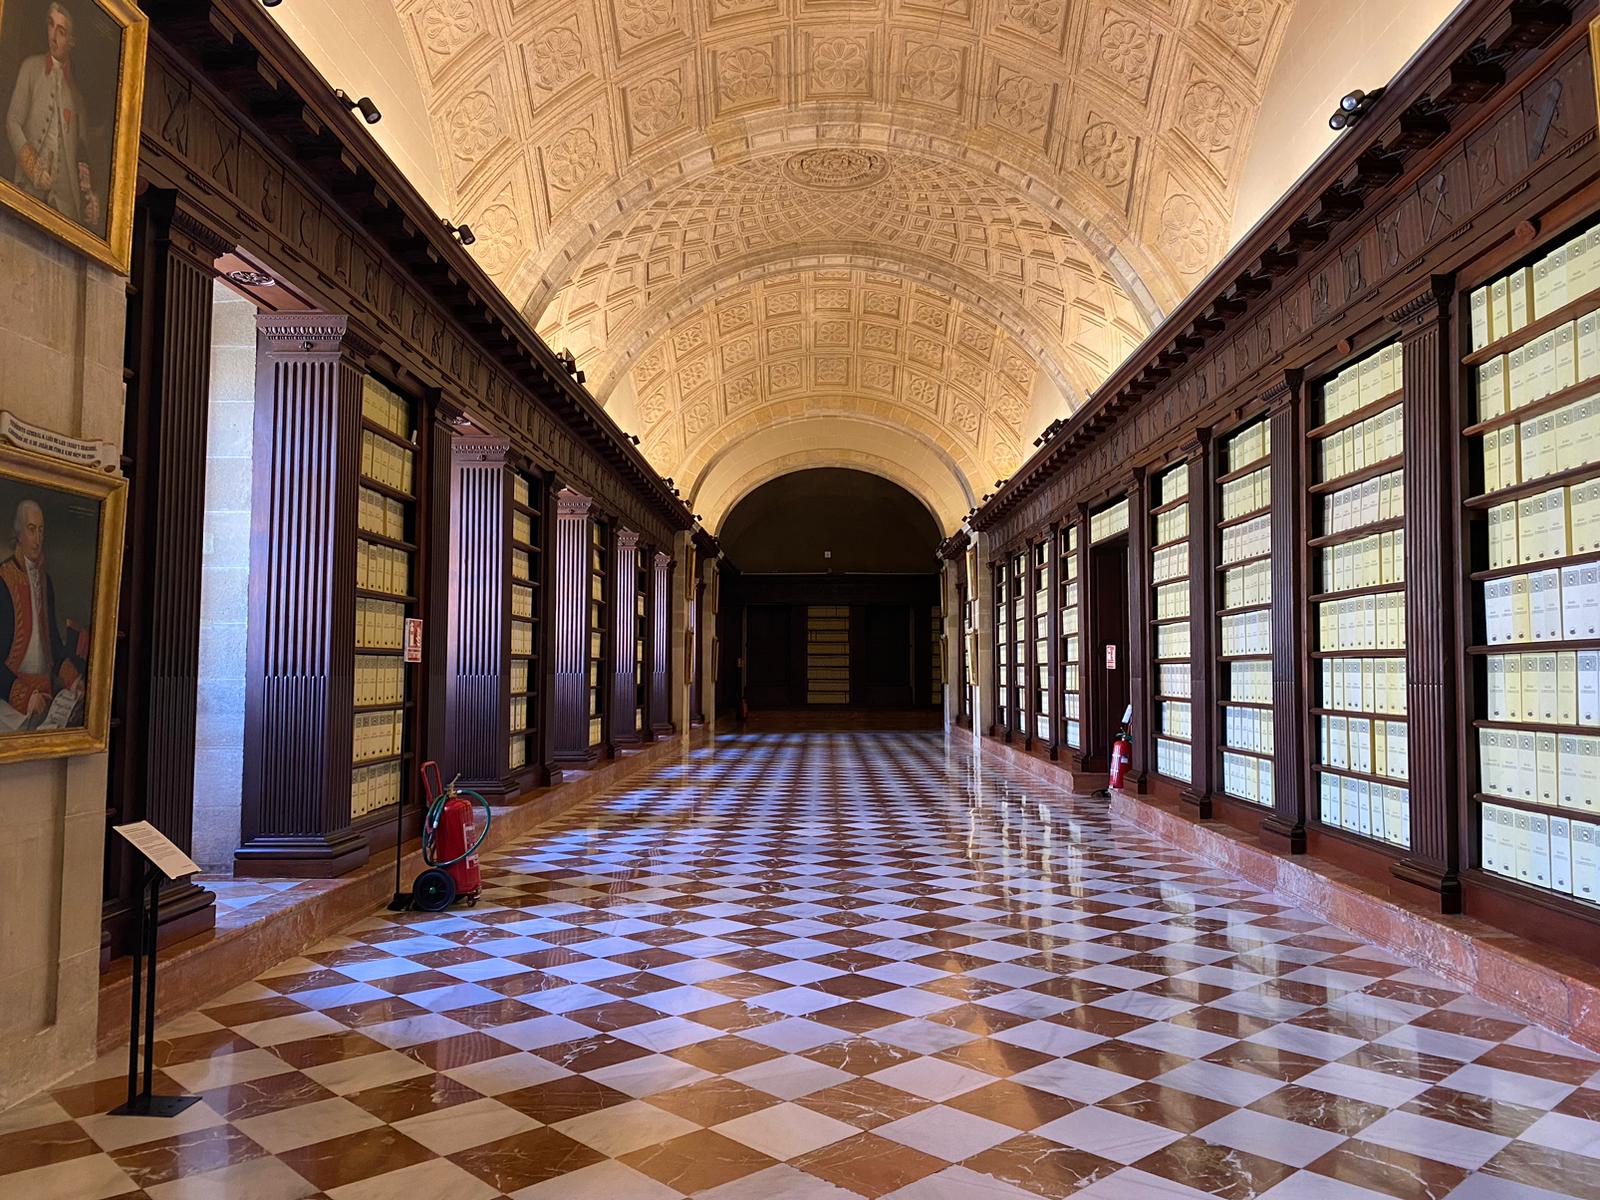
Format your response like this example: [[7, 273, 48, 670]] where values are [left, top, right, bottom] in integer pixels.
[[0, 443, 126, 764], [0, 0, 147, 274]]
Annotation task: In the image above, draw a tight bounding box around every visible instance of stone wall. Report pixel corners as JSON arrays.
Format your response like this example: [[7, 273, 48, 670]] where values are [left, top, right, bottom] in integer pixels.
[[192, 284, 256, 870], [0, 206, 127, 1110]]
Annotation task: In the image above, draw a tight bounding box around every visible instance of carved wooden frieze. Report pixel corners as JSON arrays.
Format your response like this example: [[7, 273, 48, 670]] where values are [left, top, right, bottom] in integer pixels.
[[139, 41, 678, 549], [985, 27, 1597, 548]]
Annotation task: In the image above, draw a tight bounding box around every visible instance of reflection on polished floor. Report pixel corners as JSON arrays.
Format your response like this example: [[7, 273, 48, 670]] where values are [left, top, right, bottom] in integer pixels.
[[5, 731, 1600, 1200]]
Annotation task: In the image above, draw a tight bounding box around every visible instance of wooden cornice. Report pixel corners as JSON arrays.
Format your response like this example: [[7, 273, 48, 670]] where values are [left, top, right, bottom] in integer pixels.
[[973, 0, 1574, 533], [141, 0, 691, 535]]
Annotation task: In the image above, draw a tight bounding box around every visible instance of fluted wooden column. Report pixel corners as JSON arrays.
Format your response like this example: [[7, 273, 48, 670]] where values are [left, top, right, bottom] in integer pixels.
[[1126, 471, 1150, 792], [1046, 521, 1061, 760], [105, 193, 229, 954], [1183, 435, 1215, 816], [990, 559, 1003, 738], [610, 529, 643, 746], [552, 490, 599, 764], [1393, 278, 1463, 912], [1067, 502, 1097, 771], [1264, 379, 1309, 852], [650, 549, 674, 736], [1022, 538, 1038, 751], [237, 314, 370, 876], [445, 436, 515, 793]]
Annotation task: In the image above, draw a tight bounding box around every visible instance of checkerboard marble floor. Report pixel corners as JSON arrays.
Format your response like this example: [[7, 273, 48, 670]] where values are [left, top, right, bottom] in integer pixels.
[[7, 731, 1600, 1200]]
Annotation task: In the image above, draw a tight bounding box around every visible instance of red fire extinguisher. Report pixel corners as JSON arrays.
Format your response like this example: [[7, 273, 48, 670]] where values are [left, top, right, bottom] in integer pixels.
[[1107, 706, 1134, 791], [412, 761, 492, 912]]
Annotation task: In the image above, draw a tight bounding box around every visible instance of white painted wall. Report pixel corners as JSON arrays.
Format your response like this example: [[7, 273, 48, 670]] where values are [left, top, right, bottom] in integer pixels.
[[266, 1, 448, 213], [1231, 0, 1464, 248]]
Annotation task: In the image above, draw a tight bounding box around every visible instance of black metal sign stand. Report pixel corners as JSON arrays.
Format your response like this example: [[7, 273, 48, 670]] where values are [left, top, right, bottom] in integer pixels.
[[108, 864, 200, 1117]]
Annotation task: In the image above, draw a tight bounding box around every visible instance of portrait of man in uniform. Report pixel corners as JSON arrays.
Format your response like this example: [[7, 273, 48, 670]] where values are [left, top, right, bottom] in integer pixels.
[[5, 3, 101, 232], [0, 441, 125, 763], [0, 497, 87, 732], [0, 0, 145, 267]]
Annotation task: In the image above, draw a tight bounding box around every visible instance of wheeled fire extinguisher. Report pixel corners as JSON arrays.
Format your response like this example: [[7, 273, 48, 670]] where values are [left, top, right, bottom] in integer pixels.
[[410, 761, 493, 912], [1107, 705, 1134, 791]]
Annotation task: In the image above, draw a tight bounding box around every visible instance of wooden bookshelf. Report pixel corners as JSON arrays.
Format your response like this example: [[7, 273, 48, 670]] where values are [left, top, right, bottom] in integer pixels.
[[994, 559, 1010, 733], [1217, 418, 1273, 808], [507, 470, 542, 776], [960, 555, 974, 723], [1010, 549, 1027, 736], [1059, 523, 1082, 751], [807, 606, 849, 704], [1149, 463, 1192, 784], [634, 551, 648, 732], [1309, 343, 1412, 850], [1465, 227, 1600, 910], [587, 519, 607, 749], [352, 377, 415, 823], [1032, 539, 1050, 744]]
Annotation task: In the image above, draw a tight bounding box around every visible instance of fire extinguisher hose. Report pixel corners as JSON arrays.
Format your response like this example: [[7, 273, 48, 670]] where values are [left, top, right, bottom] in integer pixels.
[[421, 787, 493, 869]]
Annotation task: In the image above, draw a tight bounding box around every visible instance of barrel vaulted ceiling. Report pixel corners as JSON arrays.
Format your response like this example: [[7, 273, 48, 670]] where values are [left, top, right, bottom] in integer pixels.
[[387, 0, 1298, 529]]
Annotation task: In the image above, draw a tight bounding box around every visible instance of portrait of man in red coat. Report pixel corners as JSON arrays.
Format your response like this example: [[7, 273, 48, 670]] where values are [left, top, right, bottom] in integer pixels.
[[0, 497, 85, 730]]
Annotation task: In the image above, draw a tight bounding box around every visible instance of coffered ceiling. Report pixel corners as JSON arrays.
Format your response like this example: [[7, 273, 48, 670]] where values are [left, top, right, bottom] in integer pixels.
[[386, 0, 1299, 529]]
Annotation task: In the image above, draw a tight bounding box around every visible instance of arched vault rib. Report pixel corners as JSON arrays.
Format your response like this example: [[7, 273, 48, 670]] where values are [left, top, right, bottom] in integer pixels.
[[525, 147, 1156, 395], [390, 0, 1299, 322], [516, 129, 1173, 332], [709, 451, 955, 537], [562, 249, 1098, 409], [622, 272, 1051, 504], [690, 419, 975, 534]]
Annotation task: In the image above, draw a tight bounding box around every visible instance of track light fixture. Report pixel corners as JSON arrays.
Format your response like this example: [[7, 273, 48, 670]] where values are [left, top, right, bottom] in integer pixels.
[[1328, 87, 1383, 132], [442, 219, 475, 247], [335, 89, 381, 125], [557, 349, 585, 384], [629, 434, 640, 445], [261, 0, 283, 7]]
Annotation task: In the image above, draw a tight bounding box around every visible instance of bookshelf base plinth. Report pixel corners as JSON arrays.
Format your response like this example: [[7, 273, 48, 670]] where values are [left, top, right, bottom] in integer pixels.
[[1391, 857, 1464, 914], [1260, 814, 1307, 855]]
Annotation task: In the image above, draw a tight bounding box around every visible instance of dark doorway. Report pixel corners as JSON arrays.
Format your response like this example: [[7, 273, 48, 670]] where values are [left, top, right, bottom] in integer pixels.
[[1089, 538, 1131, 764], [746, 605, 797, 708], [716, 469, 943, 713], [859, 605, 914, 707]]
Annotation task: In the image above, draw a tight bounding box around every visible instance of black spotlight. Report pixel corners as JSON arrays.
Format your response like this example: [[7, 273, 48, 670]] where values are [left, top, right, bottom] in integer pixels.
[[336, 89, 381, 125], [443, 220, 475, 247], [629, 434, 640, 445], [1329, 87, 1383, 131], [261, 0, 283, 6]]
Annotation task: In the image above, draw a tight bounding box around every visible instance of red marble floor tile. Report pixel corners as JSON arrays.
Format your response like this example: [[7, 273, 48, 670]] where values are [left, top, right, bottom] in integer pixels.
[[276, 1125, 436, 1191], [619, 1128, 778, 1192], [793, 1130, 947, 1197], [963, 1134, 1122, 1196]]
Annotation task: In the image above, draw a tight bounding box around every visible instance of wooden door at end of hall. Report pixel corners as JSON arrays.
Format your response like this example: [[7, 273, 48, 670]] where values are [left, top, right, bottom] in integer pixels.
[[859, 604, 914, 708]]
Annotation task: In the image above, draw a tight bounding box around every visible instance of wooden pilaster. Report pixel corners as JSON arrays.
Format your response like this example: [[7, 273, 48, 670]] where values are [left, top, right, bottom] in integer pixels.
[[105, 192, 229, 955], [611, 529, 643, 746], [1046, 520, 1061, 760], [237, 313, 370, 877], [649, 550, 674, 736], [1263, 379, 1309, 852], [1126, 471, 1149, 792], [1393, 278, 1463, 911], [1067, 502, 1096, 771], [1183, 434, 1215, 816], [552, 489, 598, 765], [445, 436, 516, 794]]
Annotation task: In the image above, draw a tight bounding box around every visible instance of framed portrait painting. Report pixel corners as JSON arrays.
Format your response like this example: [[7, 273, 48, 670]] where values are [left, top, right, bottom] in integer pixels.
[[0, 0, 146, 273], [0, 444, 126, 764]]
